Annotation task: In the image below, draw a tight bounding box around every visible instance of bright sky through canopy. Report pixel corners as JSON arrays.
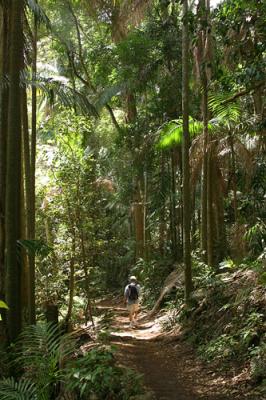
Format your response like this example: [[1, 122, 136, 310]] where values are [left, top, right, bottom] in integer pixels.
[[211, 0, 222, 7]]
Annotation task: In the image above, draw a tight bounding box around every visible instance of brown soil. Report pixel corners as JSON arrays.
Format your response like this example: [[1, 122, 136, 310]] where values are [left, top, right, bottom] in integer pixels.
[[99, 303, 261, 400]]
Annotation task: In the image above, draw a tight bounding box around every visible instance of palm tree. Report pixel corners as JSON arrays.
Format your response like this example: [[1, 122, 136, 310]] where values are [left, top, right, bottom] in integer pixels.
[[5, 0, 24, 342], [0, 0, 10, 343], [182, 0, 193, 302]]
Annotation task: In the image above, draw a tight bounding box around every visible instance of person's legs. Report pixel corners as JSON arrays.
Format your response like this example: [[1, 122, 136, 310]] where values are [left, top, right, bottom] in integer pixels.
[[132, 303, 139, 324], [127, 304, 134, 326]]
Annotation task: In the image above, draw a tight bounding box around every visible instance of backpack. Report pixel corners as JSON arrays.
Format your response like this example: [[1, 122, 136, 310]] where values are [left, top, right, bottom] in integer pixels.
[[128, 283, 139, 301]]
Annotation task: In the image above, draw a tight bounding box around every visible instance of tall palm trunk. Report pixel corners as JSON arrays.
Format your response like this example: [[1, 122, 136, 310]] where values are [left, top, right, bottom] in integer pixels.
[[21, 88, 31, 321], [228, 131, 238, 223], [5, 0, 24, 342], [159, 153, 166, 256], [169, 151, 177, 260], [0, 4, 9, 339], [28, 11, 38, 325], [201, 86, 208, 262], [182, 0, 193, 302], [207, 153, 214, 266], [213, 163, 227, 262], [133, 182, 145, 260]]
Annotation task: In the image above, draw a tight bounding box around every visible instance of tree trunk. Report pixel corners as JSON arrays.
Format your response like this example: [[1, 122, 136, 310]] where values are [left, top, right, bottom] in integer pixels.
[[0, 2, 9, 342], [28, 10, 38, 325], [182, 0, 193, 302], [213, 164, 227, 263], [201, 90, 208, 263], [207, 153, 214, 267], [5, 0, 24, 342], [159, 153, 166, 256], [229, 132, 238, 223], [170, 149, 178, 260], [133, 182, 144, 260], [65, 202, 76, 330]]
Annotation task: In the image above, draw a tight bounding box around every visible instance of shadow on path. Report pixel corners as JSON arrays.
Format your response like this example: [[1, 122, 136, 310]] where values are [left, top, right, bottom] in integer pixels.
[[106, 304, 231, 400]]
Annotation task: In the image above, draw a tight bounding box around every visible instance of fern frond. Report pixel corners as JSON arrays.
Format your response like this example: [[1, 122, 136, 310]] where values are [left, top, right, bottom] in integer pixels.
[[26, 0, 51, 30], [0, 377, 37, 400], [208, 92, 240, 123], [158, 117, 215, 149], [32, 76, 99, 117], [17, 239, 53, 257], [95, 82, 127, 111]]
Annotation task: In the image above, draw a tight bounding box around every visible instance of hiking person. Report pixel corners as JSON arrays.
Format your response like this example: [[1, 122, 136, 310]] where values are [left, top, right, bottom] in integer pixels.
[[124, 276, 140, 327]]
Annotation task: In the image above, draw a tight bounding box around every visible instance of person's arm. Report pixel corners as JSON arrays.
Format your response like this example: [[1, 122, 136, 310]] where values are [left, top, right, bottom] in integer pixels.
[[124, 285, 129, 304]]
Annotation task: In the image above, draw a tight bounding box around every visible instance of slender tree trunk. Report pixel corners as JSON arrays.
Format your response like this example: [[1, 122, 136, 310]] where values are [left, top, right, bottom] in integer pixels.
[[182, 0, 193, 302], [228, 132, 238, 223], [213, 164, 227, 263], [28, 10, 38, 325], [65, 203, 76, 329], [133, 182, 144, 260], [5, 0, 24, 342], [170, 149, 178, 260], [207, 153, 214, 266], [159, 153, 166, 256], [20, 158, 29, 324], [143, 170, 149, 261], [0, 4, 9, 341], [80, 228, 94, 326], [75, 177, 94, 326], [199, 0, 212, 265], [201, 89, 208, 262]]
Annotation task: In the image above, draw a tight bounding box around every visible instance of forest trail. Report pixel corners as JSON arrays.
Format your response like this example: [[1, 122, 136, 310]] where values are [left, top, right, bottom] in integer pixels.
[[98, 302, 234, 400]]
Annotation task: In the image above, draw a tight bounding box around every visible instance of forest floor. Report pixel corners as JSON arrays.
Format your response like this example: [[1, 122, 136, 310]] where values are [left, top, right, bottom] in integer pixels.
[[95, 299, 262, 400]]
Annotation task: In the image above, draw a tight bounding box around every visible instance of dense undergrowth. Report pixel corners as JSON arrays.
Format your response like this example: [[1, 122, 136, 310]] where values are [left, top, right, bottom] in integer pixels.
[[0, 323, 144, 400], [160, 256, 266, 397]]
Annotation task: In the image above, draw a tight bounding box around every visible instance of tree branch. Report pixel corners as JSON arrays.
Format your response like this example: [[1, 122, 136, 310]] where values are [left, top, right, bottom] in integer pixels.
[[220, 82, 265, 106]]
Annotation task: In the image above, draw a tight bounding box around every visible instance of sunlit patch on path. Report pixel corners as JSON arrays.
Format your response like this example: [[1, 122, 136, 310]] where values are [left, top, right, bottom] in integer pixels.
[[106, 304, 233, 400]]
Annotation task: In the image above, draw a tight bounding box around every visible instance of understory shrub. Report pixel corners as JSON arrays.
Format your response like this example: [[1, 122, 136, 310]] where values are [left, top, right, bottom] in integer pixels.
[[0, 323, 143, 400], [64, 347, 143, 399]]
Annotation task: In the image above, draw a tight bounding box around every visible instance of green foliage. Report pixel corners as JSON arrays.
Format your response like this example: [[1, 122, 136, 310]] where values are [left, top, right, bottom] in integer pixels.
[[64, 347, 143, 399], [0, 300, 8, 322], [158, 117, 214, 149], [131, 258, 174, 308], [17, 240, 53, 257], [0, 377, 37, 400], [0, 301, 8, 309], [0, 323, 143, 400], [15, 323, 74, 398], [250, 344, 266, 383], [245, 219, 266, 256]]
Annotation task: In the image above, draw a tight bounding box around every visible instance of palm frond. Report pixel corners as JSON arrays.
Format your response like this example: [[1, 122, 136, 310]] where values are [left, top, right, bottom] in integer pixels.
[[208, 92, 240, 123], [26, 0, 52, 30], [12, 323, 75, 398], [95, 82, 127, 111], [0, 377, 37, 400], [17, 239, 53, 257], [158, 117, 215, 149], [28, 75, 99, 117], [17, 323, 75, 364]]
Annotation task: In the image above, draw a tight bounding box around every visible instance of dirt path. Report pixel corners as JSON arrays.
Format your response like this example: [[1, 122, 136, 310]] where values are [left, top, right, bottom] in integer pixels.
[[107, 306, 233, 400]]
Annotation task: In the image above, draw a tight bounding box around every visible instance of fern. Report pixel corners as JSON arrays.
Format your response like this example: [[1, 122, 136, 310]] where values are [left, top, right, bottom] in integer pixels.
[[17, 240, 53, 257], [158, 117, 215, 149], [208, 92, 240, 124], [13, 323, 75, 400], [0, 377, 37, 400], [26, 0, 52, 30]]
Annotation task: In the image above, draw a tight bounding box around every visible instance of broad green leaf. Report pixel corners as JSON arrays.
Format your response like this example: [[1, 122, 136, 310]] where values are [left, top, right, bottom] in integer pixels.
[[0, 300, 8, 309], [158, 117, 215, 149]]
